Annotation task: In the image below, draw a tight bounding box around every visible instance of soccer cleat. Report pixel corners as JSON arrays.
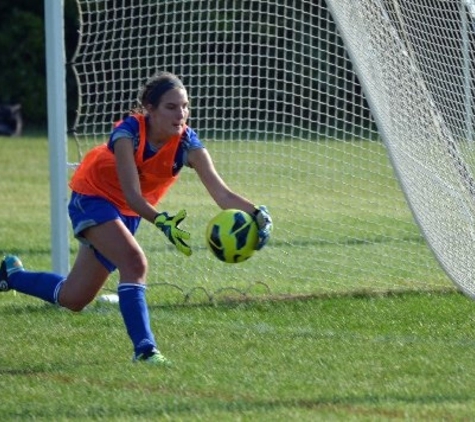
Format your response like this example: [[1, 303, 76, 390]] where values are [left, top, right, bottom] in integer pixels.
[[133, 348, 171, 366], [0, 255, 24, 292]]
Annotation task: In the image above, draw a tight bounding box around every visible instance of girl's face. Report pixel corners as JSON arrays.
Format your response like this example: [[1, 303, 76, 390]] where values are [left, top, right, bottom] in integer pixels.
[[148, 88, 190, 141]]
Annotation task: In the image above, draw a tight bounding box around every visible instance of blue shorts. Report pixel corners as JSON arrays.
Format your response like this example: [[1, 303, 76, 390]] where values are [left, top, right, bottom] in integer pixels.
[[68, 192, 141, 272]]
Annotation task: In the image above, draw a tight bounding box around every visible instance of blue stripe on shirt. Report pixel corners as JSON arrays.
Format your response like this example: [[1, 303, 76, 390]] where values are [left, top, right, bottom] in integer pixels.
[[108, 115, 204, 173]]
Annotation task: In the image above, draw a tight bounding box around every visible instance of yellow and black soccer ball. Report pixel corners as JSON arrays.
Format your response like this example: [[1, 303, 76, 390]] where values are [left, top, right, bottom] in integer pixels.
[[206, 209, 258, 263]]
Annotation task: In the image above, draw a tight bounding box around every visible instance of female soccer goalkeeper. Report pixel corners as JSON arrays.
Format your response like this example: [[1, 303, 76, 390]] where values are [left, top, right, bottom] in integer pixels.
[[0, 71, 272, 365]]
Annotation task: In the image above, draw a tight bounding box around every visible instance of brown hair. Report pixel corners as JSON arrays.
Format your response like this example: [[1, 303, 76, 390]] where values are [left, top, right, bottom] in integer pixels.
[[133, 71, 185, 114]]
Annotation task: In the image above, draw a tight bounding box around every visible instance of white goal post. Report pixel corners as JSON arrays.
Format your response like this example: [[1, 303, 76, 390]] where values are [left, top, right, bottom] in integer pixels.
[[45, 0, 70, 276], [46, 0, 475, 301]]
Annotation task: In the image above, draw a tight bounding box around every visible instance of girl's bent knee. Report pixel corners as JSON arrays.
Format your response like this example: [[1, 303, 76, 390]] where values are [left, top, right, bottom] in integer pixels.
[[67, 303, 87, 312], [58, 297, 92, 312], [118, 252, 148, 281]]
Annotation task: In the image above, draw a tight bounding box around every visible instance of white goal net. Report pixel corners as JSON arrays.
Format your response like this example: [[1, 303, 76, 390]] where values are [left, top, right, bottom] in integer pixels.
[[327, 0, 475, 298], [70, 0, 456, 303]]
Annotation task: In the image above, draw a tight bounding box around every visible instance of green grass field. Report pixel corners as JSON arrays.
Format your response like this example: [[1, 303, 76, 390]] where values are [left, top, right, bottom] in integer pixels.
[[1, 135, 475, 421]]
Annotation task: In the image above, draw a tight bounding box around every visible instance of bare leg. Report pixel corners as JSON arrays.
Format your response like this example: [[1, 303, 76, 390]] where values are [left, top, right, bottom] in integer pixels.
[[83, 218, 147, 283], [59, 219, 158, 359], [59, 219, 147, 311], [57, 244, 109, 311]]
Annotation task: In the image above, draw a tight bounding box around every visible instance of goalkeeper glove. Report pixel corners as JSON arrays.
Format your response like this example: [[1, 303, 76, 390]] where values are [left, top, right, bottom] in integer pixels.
[[154, 209, 192, 256], [252, 205, 273, 250]]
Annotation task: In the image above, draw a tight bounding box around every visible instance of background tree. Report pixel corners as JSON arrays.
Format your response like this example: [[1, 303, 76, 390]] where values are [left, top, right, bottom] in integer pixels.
[[0, 0, 78, 129]]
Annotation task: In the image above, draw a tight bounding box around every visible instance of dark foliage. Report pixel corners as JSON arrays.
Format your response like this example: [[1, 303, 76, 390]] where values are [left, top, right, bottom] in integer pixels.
[[0, 0, 78, 128]]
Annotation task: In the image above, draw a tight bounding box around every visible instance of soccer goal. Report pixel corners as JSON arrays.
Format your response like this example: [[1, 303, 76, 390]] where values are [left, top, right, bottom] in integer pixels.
[[327, 0, 475, 299], [59, 0, 475, 302]]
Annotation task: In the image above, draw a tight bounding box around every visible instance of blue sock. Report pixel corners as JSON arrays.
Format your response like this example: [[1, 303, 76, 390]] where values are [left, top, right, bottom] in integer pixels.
[[118, 283, 156, 355], [9, 271, 65, 304]]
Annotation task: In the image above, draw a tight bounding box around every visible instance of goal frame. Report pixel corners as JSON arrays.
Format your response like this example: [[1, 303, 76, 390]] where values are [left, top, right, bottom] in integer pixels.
[[45, 1, 475, 297], [45, 0, 70, 275]]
